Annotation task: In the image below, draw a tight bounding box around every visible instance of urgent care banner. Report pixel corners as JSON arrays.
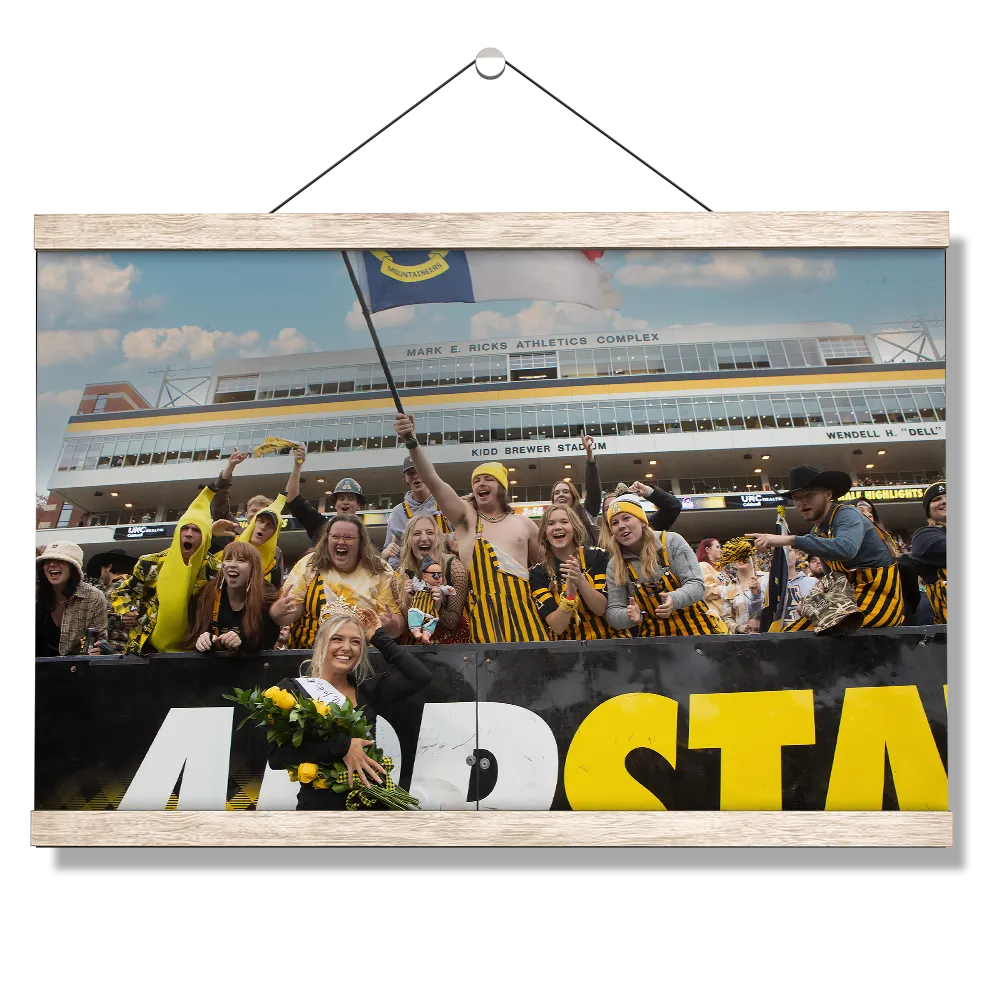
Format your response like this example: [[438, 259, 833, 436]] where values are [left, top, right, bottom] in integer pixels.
[[35, 630, 947, 812]]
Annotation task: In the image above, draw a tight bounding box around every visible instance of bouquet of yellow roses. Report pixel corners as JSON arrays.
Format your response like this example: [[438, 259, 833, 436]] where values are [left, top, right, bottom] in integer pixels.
[[224, 685, 420, 810]]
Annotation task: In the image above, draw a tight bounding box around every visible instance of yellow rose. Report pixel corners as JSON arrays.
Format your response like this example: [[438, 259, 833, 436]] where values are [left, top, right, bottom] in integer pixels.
[[313, 700, 330, 717], [262, 686, 281, 701], [313, 777, 329, 790], [297, 763, 318, 783], [273, 689, 297, 711], [286, 768, 298, 782]]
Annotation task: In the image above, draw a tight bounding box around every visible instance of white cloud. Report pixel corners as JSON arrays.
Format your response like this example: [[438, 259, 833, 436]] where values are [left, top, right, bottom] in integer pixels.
[[346, 301, 415, 332], [36, 388, 82, 410], [122, 325, 262, 362], [469, 300, 649, 339], [239, 327, 319, 358], [616, 251, 837, 287], [37, 328, 120, 366], [37, 255, 148, 325]]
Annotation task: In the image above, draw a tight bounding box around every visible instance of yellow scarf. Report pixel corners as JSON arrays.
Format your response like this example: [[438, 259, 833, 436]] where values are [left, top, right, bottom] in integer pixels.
[[239, 494, 286, 575], [150, 487, 215, 652]]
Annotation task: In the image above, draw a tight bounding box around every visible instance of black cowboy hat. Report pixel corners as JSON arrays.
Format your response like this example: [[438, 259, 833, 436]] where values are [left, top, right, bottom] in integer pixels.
[[777, 465, 854, 500], [85, 547, 127, 580]]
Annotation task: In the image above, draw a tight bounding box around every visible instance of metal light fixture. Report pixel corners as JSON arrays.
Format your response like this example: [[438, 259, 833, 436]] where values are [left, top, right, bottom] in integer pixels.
[[865, 464, 875, 469], [877, 450, 886, 456], [110, 492, 118, 497], [761, 454, 770, 460], [754, 468, 762, 473]]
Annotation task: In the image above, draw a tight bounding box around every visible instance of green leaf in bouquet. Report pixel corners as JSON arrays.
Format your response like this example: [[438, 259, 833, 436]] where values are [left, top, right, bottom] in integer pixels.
[[235, 716, 253, 731], [291, 730, 304, 748]]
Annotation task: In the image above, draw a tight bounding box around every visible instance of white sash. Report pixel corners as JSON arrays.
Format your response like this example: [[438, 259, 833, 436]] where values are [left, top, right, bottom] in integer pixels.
[[296, 676, 348, 709]]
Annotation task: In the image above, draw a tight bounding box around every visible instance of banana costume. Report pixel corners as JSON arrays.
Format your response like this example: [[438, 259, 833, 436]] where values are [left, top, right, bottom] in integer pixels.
[[238, 494, 286, 578], [149, 487, 217, 652]]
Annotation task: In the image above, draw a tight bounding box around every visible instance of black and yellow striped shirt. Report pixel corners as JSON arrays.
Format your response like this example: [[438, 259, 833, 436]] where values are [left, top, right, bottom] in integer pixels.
[[529, 546, 622, 640]]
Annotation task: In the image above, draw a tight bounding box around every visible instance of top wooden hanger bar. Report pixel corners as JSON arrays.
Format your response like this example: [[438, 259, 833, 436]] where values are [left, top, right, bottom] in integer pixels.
[[34, 211, 948, 250]]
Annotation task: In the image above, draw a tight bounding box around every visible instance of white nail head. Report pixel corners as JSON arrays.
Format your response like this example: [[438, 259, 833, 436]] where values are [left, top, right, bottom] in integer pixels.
[[475, 47, 506, 80]]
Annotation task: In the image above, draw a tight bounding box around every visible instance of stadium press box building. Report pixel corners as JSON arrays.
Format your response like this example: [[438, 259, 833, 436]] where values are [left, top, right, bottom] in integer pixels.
[[38, 322, 945, 567]]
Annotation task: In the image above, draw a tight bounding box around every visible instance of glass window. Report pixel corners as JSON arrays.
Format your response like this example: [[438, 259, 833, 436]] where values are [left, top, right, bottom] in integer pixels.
[[781, 340, 804, 367], [443, 412, 460, 445], [615, 402, 633, 435], [137, 434, 154, 465], [710, 396, 728, 431], [486, 406, 513, 441], [756, 395, 776, 430], [724, 395, 745, 430], [911, 387, 935, 421], [680, 344, 700, 373], [678, 398, 696, 433], [609, 350, 630, 376], [751, 341, 771, 368], [551, 403, 575, 438], [369, 365, 388, 393], [849, 391, 872, 424], [336, 367, 356, 394], [732, 342, 753, 370], [438, 359, 456, 387], [582, 403, 601, 438], [882, 390, 905, 424], [835, 391, 857, 426], [772, 394, 792, 429], [715, 343, 736, 370], [474, 408, 491, 443], [818, 392, 840, 426], [929, 386, 946, 421], [801, 340, 823, 366], [662, 345, 682, 373], [456, 358, 474, 385], [593, 350, 613, 377], [898, 389, 921, 423], [598, 402, 618, 436], [641, 346, 666, 375], [454, 409, 472, 444], [819, 337, 871, 363], [354, 365, 373, 393], [193, 431, 210, 462], [332, 418, 351, 452], [206, 431, 224, 462], [865, 390, 888, 424], [787, 393, 808, 428], [697, 344, 718, 372], [271, 372, 290, 399], [123, 434, 141, 467], [558, 352, 579, 378], [97, 435, 116, 469], [645, 399, 665, 434], [423, 412, 442, 447], [572, 350, 596, 378], [802, 392, 825, 427], [322, 421, 337, 453], [767, 342, 788, 368]]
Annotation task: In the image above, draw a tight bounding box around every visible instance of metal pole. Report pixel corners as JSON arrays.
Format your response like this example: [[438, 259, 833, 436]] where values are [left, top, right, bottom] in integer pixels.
[[340, 251, 405, 414]]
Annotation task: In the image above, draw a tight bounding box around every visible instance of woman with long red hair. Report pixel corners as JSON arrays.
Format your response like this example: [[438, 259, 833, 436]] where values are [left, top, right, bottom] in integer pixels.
[[185, 540, 287, 654]]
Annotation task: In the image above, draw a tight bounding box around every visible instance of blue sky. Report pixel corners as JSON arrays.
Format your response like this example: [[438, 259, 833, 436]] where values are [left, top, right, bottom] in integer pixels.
[[36, 248, 944, 490]]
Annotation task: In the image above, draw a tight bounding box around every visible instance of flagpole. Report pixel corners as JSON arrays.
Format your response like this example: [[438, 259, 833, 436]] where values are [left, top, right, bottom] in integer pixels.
[[341, 251, 405, 414]]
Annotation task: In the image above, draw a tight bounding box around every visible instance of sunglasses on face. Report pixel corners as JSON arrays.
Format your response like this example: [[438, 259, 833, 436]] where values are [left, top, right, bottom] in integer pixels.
[[425, 571, 443, 579]]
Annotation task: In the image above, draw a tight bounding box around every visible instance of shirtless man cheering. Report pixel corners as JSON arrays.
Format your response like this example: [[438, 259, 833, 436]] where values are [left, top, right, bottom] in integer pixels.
[[395, 412, 548, 643]]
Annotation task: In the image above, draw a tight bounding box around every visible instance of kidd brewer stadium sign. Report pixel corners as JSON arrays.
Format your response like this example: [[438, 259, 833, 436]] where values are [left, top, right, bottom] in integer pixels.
[[36, 631, 947, 812]]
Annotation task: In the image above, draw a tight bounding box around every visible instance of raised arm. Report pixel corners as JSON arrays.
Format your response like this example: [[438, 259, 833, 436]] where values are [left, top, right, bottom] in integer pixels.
[[363, 621, 434, 706], [211, 450, 248, 520], [284, 445, 306, 502], [629, 480, 681, 532], [394, 413, 471, 533], [581, 434, 602, 519], [285, 494, 327, 544]]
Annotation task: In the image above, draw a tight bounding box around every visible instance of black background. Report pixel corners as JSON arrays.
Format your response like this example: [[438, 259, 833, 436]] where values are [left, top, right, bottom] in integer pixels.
[[29, 33, 960, 828]]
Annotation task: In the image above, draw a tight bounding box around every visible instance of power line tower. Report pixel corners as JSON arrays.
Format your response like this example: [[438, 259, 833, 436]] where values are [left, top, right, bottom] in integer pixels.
[[870, 287, 944, 363]]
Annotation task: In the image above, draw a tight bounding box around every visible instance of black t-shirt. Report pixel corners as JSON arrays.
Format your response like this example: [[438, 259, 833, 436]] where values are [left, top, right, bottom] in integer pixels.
[[529, 546, 610, 619], [211, 588, 279, 654]]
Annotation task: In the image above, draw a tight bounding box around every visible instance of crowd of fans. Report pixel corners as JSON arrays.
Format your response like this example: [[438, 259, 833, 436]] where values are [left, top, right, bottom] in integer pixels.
[[35, 416, 947, 660]]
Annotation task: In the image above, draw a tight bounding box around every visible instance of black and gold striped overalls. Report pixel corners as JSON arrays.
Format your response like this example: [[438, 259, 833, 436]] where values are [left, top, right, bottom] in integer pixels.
[[467, 517, 548, 643], [627, 532, 728, 637], [531, 546, 624, 641], [784, 502, 905, 631], [287, 574, 326, 649], [402, 500, 450, 536], [924, 567, 947, 624]]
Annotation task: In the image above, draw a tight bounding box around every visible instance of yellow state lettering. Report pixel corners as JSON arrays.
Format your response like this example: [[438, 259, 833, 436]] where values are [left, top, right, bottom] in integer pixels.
[[826, 685, 948, 810], [564, 693, 677, 810], [688, 690, 815, 810]]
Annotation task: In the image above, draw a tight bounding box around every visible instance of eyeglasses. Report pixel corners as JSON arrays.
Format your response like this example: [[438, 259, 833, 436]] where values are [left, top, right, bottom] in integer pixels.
[[329, 535, 358, 545]]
